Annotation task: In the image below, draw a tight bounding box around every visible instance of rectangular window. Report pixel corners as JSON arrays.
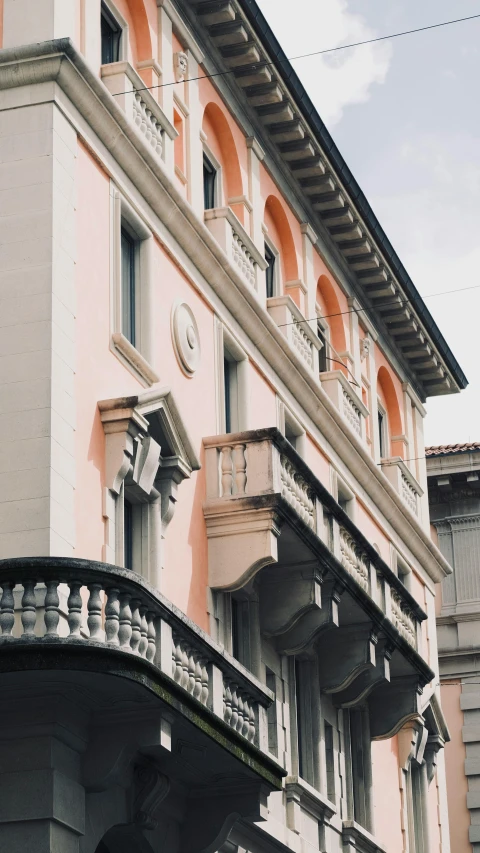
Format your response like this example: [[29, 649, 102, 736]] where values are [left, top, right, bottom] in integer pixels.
[[266, 668, 278, 756], [317, 322, 329, 373], [325, 722, 336, 803], [121, 227, 136, 347], [203, 154, 217, 210], [347, 708, 372, 831], [231, 597, 251, 668], [101, 3, 121, 65], [378, 408, 387, 458], [265, 243, 276, 299], [124, 498, 134, 571], [294, 659, 317, 787]]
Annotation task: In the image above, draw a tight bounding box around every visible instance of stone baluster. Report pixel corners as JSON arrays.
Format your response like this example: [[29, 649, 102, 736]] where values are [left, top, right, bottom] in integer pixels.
[[233, 444, 247, 495], [67, 582, 83, 636], [105, 588, 120, 646], [118, 593, 133, 650], [221, 446, 234, 496], [241, 694, 250, 739], [139, 605, 148, 658], [172, 637, 183, 683], [130, 600, 142, 655], [230, 684, 239, 731], [146, 612, 156, 662], [224, 681, 233, 726], [180, 642, 190, 690], [21, 581, 37, 637], [200, 658, 209, 706], [193, 655, 203, 701], [0, 582, 15, 637], [44, 580, 60, 637], [87, 584, 103, 641]]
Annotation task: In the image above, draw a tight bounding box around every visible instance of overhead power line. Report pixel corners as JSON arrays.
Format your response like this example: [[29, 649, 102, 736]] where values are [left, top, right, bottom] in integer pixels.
[[111, 12, 480, 97], [276, 283, 480, 331]]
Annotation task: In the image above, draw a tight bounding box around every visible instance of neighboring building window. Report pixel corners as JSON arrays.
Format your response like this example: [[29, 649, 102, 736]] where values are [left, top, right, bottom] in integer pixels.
[[265, 243, 276, 298], [203, 153, 217, 210], [121, 227, 137, 347], [101, 2, 122, 65], [266, 668, 278, 756]]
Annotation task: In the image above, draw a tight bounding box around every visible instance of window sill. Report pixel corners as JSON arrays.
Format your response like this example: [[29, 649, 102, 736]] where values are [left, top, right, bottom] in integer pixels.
[[342, 821, 387, 853], [111, 333, 160, 387], [285, 775, 336, 827]]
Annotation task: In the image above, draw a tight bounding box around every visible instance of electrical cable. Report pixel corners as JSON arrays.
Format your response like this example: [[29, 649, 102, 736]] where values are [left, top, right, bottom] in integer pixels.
[[276, 283, 480, 331], [110, 12, 480, 97]]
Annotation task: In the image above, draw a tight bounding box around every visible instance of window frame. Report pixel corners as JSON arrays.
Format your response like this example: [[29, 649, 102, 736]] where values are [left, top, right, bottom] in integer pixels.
[[316, 312, 330, 373], [277, 399, 306, 457], [215, 321, 248, 435], [264, 239, 279, 300], [377, 401, 389, 460], [100, 0, 128, 65], [292, 658, 321, 789], [202, 145, 221, 212], [110, 185, 156, 384]]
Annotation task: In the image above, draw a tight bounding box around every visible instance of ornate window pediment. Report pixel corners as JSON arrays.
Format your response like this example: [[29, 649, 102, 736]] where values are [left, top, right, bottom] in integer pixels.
[[99, 387, 200, 584]]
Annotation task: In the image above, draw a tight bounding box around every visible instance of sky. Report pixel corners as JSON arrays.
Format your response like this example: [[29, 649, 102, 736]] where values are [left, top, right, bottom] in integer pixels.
[[256, 0, 480, 447]]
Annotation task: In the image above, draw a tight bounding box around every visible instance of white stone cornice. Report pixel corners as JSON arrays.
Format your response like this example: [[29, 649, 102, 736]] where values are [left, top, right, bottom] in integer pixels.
[[0, 38, 453, 585]]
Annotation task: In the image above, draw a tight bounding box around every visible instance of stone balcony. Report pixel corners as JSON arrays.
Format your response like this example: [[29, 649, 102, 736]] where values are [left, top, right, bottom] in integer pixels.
[[381, 457, 423, 518], [0, 556, 284, 852], [267, 295, 322, 374], [204, 428, 433, 739], [101, 61, 177, 166], [320, 370, 369, 440], [204, 207, 268, 291]]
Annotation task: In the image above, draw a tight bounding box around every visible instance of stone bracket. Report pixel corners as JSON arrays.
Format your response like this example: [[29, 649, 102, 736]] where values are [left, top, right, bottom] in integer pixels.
[[180, 781, 269, 853], [370, 676, 424, 741], [259, 561, 325, 636], [335, 638, 394, 708], [274, 577, 343, 655], [319, 625, 378, 693]]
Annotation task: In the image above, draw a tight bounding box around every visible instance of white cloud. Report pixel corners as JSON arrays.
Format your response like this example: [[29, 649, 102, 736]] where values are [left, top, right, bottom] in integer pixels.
[[256, 0, 392, 125]]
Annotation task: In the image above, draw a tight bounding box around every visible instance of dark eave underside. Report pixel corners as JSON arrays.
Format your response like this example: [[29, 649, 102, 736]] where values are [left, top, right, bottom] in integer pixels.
[[188, 0, 468, 399]]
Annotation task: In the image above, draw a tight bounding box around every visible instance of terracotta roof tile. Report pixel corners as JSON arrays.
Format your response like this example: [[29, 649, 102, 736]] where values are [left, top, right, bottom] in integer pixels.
[[425, 442, 480, 457]]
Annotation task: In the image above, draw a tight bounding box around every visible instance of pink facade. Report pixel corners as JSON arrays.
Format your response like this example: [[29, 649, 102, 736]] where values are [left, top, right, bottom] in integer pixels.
[[0, 1, 468, 852]]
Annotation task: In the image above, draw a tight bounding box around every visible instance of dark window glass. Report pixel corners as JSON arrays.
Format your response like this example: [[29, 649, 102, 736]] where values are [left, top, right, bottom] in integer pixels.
[[266, 668, 278, 756], [101, 5, 121, 65], [295, 660, 306, 780], [224, 357, 232, 433], [325, 722, 336, 803], [265, 243, 276, 299], [124, 499, 133, 571], [285, 421, 297, 451], [203, 154, 217, 210], [231, 597, 250, 667], [121, 228, 136, 346], [378, 410, 386, 458], [317, 323, 328, 372]]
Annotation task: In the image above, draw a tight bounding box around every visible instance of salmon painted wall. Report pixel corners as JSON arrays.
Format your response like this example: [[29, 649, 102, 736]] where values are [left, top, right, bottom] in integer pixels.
[[75, 142, 218, 628], [260, 166, 301, 287], [247, 364, 277, 431], [371, 737, 403, 852], [375, 345, 405, 459], [314, 254, 350, 361], [441, 680, 470, 853]]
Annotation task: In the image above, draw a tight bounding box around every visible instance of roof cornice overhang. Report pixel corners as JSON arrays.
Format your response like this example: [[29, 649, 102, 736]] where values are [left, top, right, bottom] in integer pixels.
[[182, 0, 467, 399], [0, 38, 452, 583]]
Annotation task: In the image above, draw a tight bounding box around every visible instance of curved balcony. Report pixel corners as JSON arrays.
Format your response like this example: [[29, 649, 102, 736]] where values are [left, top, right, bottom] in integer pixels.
[[204, 429, 434, 739], [0, 557, 284, 853]]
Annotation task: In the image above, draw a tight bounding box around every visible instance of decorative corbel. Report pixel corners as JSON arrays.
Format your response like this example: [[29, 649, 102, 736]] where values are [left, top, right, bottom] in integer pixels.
[[180, 779, 269, 853], [424, 734, 444, 782], [131, 759, 171, 831]]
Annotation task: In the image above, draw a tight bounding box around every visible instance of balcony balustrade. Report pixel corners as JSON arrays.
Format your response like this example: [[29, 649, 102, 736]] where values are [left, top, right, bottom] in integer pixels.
[[204, 428, 433, 739], [320, 370, 369, 439], [0, 557, 284, 773], [204, 207, 267, 290], [381, 456, 423, 518], [101, 61, 177, 164], [267, 296, 322, 374]]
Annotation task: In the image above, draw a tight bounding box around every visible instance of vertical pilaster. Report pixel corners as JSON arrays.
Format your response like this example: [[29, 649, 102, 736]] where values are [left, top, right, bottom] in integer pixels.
[[246, 136, 266, 295], [0, 101, 76, 557], [186, 52, 204, 217], [347, 297, 362, 384], [157, 4, 174, 124], [81, 0, 102, 71], [301, 222, 318, 330], [3, 0, 77, 47]]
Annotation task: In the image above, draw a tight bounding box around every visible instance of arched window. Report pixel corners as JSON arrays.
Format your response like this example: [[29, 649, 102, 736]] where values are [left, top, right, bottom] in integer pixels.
[[202, 103, 243, 219], [316, 275, 347, 374], [263, 195, 298, 298], [376, 367, 402, 460]]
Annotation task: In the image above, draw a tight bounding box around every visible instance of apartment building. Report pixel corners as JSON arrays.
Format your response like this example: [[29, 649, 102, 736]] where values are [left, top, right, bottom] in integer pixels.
[[0, 1, 468, 851], [427, 444, 480, 853]]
